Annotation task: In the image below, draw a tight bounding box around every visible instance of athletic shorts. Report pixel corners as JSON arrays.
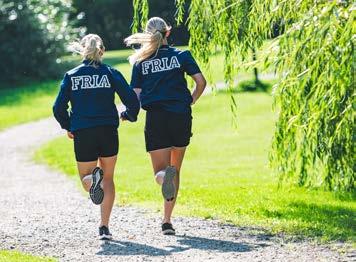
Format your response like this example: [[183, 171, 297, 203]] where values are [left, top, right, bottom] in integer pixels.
[[144, 110, 192, 152], [73, 125, 118, 162]]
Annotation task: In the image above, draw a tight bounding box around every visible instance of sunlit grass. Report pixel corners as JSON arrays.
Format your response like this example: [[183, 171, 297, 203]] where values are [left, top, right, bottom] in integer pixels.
[[0, 81, 59, 130], [0, 250, 55, 262]]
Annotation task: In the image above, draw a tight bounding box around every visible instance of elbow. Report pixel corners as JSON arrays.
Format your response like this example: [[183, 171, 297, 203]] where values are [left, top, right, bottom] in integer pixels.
[[202, 78, 207, 89], [199, 77, 207, 91], [53, 105, 59, 118]]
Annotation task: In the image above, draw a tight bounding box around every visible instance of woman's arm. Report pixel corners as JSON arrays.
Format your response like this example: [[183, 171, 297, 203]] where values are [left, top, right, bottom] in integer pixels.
[[190, 73, 207, 105], [110, 68, 140, 122], [121, 88, 141, 121], [53, 74, 71, 130]]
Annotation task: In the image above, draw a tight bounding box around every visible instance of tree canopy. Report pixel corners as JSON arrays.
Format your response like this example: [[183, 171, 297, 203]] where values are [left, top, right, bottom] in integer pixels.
[[72, 0, 190, 50], [0, 0, 75, 83]]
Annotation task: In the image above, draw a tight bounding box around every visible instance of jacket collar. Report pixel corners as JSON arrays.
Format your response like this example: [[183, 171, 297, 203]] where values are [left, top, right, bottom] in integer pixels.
[[82, 59, 101, 65]]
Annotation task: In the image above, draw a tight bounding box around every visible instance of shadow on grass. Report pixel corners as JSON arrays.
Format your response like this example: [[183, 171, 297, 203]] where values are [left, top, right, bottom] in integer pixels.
[[97, 235, 258, 257], [263, 201, 356, 241], [216, 80, 274, 95]]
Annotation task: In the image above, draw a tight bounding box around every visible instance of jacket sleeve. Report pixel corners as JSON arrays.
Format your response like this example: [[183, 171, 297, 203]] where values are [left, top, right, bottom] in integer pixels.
[[110, 67, 140, 122], [130, 64, 142, 89], [181, 50, 201, 75], [53, 74, 71, 131]]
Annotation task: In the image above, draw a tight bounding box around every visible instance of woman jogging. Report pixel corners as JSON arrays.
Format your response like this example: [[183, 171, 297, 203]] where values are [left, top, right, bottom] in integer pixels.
[[53, 34, 140, 240], [125, 17, 206, 235]]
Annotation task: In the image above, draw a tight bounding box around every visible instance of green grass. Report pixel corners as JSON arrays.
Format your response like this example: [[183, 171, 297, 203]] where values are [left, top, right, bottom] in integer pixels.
[[0, 81, 60, 130], [35, 92, 356, 242], [0, 250, 55, 262]]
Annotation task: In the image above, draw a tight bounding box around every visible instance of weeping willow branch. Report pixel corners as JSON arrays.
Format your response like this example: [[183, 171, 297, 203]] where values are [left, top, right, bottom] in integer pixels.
[[133, 0, 355, 191], [132, 0, 149, 33]]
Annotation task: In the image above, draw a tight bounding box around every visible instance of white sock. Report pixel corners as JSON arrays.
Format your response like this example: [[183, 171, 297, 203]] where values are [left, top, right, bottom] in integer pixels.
[[82, 174, 92, 181], [155, 170, 166, 185], [155, 170, 166, 178], [83, 173, 104, 187], [82, 174, 93, 186]]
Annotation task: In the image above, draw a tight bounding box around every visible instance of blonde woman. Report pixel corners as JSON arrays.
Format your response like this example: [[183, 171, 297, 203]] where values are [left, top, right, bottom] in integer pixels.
[[53, 34, 140, 240], [125, 17, 206, 235]]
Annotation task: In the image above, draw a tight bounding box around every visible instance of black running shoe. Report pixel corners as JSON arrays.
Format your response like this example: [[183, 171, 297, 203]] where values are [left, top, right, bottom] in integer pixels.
[[162, 223, 176, 235], [90, 167, 104, 205], [99, 225, 112, 240], [162, 166, 176, 201]]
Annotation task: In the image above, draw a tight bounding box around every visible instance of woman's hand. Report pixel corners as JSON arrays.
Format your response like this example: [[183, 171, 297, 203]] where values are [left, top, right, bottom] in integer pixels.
[[120, 111, 127, 122], [67, 131, 74, 139]]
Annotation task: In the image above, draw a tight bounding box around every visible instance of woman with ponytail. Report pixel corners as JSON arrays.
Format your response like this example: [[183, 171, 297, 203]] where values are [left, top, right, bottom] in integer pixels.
[[53, 34, 140, 240], [125, 17, 206, 235]]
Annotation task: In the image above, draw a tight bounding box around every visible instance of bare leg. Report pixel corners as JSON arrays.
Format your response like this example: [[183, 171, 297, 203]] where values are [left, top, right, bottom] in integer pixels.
[[77, 161, 98, 192], [98, 155, 117, 227], [149, 146, 187, 224], [163, 147, 186, 224], [149, 148, 171, 185]]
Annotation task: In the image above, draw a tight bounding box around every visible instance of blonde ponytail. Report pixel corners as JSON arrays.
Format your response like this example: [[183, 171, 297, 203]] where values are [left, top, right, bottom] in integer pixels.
[[124, 17, 171, 64], [68, 34, 104, 64]]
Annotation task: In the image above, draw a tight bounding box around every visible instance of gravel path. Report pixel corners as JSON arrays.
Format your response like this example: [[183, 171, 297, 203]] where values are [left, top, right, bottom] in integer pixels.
[[0, 118, 354, 262]]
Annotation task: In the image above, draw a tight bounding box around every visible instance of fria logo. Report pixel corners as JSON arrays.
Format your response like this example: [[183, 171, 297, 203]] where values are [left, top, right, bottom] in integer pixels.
[[142, 56, 181, 75], [71, 75, 111, 91]]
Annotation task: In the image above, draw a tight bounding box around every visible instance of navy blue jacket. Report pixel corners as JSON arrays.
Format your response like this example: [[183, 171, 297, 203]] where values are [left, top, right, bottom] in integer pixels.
[[130, 45, 201, 114], [53, 60, 140, 132]]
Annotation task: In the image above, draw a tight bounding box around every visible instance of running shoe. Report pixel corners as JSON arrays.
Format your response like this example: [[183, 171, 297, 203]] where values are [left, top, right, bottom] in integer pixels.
[[162, 223, 176, 235], [90, 167, 104, 205], [162, 166, 176, 201], [99, 225, 112, 240]]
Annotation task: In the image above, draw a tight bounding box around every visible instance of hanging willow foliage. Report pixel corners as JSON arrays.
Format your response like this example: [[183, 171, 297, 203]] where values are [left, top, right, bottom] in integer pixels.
[[132, 0, 148, 33], [132, 0, 355, 192]]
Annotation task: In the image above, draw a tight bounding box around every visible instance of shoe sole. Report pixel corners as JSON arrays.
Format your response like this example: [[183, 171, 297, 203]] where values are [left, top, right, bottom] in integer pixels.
[[99, 234, 113, 240], [90, 167, 104, 205], [162, 229, 176, 235], [162, 166, 176, 201]]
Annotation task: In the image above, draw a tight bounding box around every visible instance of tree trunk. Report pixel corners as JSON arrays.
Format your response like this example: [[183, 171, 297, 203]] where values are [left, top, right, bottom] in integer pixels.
[[252, 47, 259, 84]]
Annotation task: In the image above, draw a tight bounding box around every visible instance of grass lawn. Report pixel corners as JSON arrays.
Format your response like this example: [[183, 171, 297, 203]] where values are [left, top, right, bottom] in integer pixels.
[[0, 250, 55, 262], [0, 80, 60, 130], [35, 92, 356, 242]]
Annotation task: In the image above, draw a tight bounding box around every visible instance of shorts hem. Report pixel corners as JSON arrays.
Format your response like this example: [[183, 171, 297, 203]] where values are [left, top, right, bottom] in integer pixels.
[[76, 157, 98, 163], [146, 146, 172, 153], [173, 143, 189, 148], [146, 143, 190, 152], [99, 153, 118, 158]]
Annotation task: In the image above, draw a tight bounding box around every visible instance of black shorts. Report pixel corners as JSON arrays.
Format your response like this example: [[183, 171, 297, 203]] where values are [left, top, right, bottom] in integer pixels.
[[73, 125, 118, 162], [145, 110, 192, 152]]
